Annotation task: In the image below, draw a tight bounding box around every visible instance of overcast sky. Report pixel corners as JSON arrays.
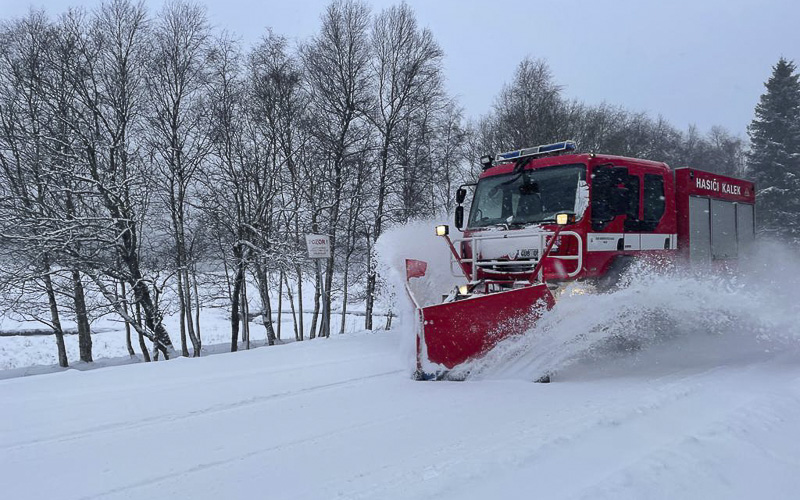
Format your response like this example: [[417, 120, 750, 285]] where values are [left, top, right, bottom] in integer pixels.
[[5, 0, 800, 138]]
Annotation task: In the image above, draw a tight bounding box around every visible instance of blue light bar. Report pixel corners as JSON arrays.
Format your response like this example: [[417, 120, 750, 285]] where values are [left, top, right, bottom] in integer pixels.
[[493, 140, 577, 166], [498, 151, 521, 160]]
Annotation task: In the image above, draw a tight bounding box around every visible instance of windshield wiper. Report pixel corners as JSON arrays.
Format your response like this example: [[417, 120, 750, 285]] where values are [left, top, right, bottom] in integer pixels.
[[488, 172, 524, 197]]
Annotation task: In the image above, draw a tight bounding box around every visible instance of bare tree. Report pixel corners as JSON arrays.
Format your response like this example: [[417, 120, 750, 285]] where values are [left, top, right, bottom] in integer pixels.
[[146, 0, 210, 357], [0, 12, 72, 366], [247, 31, 309, 346], [483, 58, 564, 152], [301, 0, 372, 338], [63, 0, 175, 358], [362, 3, 444, 329], [204, 33, 283, 350]]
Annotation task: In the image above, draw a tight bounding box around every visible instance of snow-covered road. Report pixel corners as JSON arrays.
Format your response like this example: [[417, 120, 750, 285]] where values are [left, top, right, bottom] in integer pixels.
[[2, 330, 800, 500]]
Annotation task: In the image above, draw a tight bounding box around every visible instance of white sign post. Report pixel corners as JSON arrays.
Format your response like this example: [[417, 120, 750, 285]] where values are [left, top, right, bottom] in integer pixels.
[[306, 234, 331, 337], [305, 234, 331, 259]]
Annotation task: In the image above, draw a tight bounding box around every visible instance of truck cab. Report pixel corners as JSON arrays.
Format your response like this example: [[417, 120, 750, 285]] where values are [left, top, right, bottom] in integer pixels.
[[453, 140, 755, 289], [455, 142, 678, 287]]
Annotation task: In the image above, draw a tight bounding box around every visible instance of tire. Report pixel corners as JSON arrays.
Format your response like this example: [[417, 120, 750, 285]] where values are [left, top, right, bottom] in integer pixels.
[[595, 256, 635, 293]]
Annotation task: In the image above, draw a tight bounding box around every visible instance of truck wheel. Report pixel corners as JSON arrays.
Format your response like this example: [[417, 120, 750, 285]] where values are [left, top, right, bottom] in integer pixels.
[[595, 256, 634, 292]]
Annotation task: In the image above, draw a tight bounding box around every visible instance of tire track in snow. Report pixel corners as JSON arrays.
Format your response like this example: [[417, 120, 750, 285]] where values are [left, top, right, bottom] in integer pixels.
[[339, 365, 746, 500], [424, 364, 790, 500], [2, 367, 404, 452], [72, 378, 421, 500], [570, 373, 800, 500], [6, 350, 392, 403]]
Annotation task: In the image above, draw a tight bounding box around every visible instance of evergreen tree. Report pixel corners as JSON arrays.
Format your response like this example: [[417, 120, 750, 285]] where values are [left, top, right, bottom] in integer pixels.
[[747, 58, 800, 242]]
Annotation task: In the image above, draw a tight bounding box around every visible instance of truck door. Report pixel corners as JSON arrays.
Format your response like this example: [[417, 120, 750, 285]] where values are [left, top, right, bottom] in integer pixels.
[[591, 167, 670, 251], [621, 171, 668, 234], [639, 173, 671, 250]]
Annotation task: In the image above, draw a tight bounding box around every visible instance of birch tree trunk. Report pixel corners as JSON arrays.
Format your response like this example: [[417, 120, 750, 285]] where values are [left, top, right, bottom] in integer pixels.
[[42, 268, 68, 368], [72, 270, 92, 363]]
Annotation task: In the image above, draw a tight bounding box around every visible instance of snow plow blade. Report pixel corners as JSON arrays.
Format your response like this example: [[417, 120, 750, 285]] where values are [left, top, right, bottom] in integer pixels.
[[418, 284, 556, 372]]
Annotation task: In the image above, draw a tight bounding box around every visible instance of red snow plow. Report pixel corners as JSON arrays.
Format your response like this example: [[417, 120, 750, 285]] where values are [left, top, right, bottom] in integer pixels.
[[406, 140, 756, 380]]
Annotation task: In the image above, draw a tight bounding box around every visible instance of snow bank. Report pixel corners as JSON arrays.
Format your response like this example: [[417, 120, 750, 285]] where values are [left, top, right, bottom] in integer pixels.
[[0, 304, 366, 373], [467, 240, 800, 381]]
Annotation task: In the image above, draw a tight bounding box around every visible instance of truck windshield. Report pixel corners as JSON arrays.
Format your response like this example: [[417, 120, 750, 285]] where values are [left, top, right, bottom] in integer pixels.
[[468, 164, 586, 228]]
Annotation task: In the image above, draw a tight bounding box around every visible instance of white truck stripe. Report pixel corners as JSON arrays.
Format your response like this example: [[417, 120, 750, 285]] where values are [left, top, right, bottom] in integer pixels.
[[587, 233, 677, 252]]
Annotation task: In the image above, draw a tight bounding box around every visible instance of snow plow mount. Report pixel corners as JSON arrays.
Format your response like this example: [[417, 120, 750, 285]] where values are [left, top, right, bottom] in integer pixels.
[[406, 215, 571, 380], [451, 229, 583, 281]]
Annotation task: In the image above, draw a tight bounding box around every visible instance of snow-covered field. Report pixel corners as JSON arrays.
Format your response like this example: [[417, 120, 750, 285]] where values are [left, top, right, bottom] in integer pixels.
[[2, 228, 800, 499], [0, 305, 369, 375]]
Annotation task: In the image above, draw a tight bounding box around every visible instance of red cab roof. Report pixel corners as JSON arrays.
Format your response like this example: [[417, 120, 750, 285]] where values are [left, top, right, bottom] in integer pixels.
[[481, 153, 671, 178]]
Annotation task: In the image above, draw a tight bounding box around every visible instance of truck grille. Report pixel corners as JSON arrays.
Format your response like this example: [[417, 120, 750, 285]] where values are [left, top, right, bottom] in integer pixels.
[[477, 259, 537, 274]]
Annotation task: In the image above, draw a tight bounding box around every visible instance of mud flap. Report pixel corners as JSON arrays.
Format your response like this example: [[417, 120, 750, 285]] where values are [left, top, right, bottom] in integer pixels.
[[418, 284, 556, 371]]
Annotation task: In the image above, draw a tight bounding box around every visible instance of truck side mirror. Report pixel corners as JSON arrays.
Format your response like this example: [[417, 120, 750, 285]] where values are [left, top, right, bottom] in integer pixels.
[[455, 205, 464, 229], [456, 188, 467, 204]]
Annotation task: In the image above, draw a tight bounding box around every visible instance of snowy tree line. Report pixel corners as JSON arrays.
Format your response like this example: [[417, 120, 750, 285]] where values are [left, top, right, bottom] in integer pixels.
[[0, 0, 786, 368], [0, 0, 469, 366], [470, 58, 748, 179]]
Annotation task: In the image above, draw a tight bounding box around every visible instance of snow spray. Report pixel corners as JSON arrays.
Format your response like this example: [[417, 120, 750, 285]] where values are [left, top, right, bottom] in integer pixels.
[[467, 240, 800, 381]]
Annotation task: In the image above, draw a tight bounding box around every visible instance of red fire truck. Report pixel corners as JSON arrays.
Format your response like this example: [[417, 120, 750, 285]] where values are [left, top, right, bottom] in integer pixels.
[[406, 140, 755, 378]]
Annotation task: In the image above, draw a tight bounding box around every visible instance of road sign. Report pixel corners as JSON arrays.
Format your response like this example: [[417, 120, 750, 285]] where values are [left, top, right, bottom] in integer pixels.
[[305, 234, 331, 259]]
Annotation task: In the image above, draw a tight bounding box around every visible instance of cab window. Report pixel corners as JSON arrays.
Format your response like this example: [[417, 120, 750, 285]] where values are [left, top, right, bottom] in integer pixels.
[[591, 165, 640, 231], [642, 173, 665, 231]]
